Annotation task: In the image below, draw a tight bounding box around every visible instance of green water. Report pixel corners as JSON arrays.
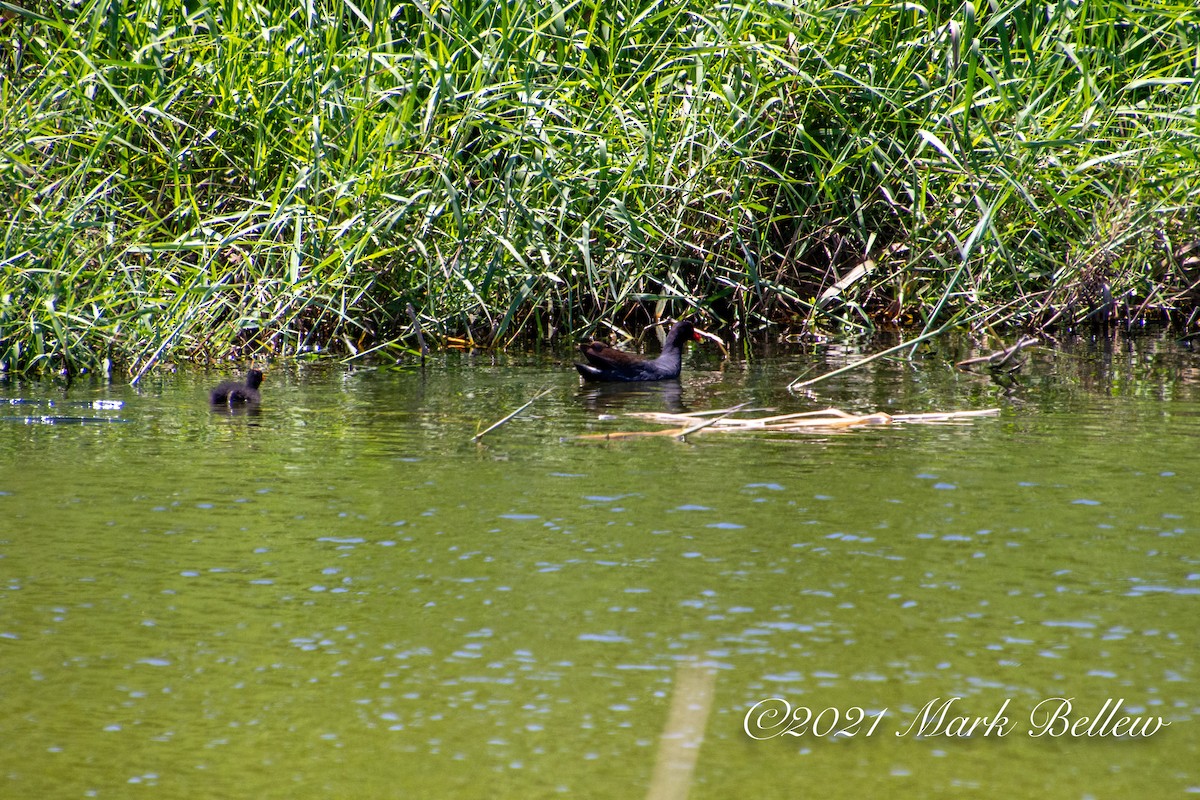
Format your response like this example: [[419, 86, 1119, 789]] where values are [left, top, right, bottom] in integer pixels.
[[1, 335, 1197, 798]]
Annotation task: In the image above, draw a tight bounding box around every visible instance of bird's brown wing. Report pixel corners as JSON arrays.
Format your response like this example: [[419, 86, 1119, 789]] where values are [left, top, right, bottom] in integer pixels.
[[580, 341, 648, 369]]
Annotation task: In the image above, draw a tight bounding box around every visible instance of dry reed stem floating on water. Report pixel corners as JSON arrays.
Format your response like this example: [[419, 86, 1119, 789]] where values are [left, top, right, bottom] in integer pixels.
[[644, 659, 716, 800], [786, 323, 954, 390], [576, 406, 999, 440], [473, 388, 552, 442], [675, 402, 751, 437]]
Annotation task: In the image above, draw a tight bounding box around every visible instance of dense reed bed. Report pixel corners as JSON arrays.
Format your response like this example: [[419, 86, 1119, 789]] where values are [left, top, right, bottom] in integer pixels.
[[2, 0, 1197, 377]]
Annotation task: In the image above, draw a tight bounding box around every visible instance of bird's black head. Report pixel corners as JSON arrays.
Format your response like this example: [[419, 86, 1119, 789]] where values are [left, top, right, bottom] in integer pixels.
[[667, 320, 701, 346]]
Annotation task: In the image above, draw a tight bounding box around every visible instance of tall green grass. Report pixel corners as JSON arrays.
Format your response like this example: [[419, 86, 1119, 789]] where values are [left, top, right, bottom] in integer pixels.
[[2, 0, 1197, 377]]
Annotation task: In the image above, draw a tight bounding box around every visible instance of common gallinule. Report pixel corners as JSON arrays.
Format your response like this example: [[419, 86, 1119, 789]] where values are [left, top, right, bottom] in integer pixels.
[[574, 321, 702, 382], [210, 368, 264, 404]]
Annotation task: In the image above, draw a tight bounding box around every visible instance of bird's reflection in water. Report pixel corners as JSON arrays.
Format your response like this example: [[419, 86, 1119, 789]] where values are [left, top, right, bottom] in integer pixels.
[[576, 379, 687, 415], [209, 403, 264, 423]]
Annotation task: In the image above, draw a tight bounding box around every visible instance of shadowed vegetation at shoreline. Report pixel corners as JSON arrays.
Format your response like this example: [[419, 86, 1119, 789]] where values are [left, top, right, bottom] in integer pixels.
[[1, 0, 1198, 377]]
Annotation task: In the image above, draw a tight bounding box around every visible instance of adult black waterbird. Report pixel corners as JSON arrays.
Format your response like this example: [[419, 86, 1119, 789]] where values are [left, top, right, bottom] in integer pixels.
[[574, 321, 702, 382]]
